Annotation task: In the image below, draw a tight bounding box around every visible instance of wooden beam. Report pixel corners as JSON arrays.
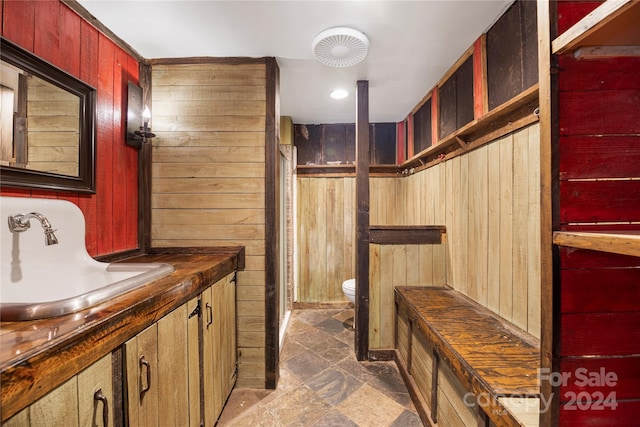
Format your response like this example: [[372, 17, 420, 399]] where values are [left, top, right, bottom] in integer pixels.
[[264, 58, 280, 389], [537, 1, 558, 425], [355, 80, 370, 361], [139, 62, 152, 254]]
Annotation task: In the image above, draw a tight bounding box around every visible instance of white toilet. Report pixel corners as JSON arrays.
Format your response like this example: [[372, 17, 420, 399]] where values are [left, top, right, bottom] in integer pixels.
[[342, 278, 356, 305]]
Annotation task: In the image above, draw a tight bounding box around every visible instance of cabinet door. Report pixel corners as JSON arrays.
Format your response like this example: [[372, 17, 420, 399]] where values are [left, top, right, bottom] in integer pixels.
[[201, 284, 222, 426], [221, 273, 237, 399], [77, 353, 113, 427], [202, 272, 237, 426], [125, 302, 197, 427], [125, 323, 159, 427], [28, 376, 79, 427], [187, 296, 202, 427], [2, 354, 113, 427]]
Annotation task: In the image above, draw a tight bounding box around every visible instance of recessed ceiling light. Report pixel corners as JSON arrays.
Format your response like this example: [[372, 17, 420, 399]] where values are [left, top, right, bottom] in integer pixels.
[[330, 89, 349, 100]]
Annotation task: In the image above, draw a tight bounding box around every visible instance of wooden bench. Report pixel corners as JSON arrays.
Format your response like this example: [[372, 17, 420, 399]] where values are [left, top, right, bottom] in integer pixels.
[[395, 286, 541, 427]]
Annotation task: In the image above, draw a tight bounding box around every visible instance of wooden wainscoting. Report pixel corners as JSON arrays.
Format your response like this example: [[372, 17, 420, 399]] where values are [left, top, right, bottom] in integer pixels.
[[297, 176, 356, 303]]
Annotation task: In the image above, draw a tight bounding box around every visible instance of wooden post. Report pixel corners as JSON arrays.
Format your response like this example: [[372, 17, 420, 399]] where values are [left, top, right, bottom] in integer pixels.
[[355, 80, 370, 361], [264, 57, 280, 389]]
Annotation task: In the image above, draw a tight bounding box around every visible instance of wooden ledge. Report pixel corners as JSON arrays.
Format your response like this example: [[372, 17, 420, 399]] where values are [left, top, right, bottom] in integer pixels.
[[370, 225, 446, 245], [553, 230, 640, 257], [401, 84, 539, 171], [552, 0, 640, 55], [395, 286, 540, 427]]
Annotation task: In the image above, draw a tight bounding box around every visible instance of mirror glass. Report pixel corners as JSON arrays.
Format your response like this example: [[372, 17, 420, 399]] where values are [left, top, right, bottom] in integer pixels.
[[0, 38, 96, 193]]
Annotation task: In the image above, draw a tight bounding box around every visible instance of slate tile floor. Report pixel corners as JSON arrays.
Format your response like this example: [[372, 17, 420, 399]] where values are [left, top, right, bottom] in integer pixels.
[[217, 308, 423, 426]]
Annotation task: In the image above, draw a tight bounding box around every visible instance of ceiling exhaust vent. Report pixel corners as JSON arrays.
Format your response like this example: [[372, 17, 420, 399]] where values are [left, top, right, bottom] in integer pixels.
[[312, 27, 369, 68]]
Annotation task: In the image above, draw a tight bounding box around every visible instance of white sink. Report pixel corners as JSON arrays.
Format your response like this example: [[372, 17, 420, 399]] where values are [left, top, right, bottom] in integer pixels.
[[1, 197, 175, 321]]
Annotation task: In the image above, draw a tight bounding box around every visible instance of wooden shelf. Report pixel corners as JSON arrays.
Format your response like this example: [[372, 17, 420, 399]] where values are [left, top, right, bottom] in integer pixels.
[[552, 0, 640, 55], [296, 164, 401, 176], [553, 230, 640, 257], [369, 225, 446, 245], [401, 84, 539, 171]]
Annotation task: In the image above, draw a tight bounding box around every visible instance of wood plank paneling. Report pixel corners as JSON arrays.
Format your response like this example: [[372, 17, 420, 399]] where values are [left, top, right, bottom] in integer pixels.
[[1, 1, 140, 257], [151, 61, 267, 388], [394, 124, 541, 337], [297, 177, 355, 303]]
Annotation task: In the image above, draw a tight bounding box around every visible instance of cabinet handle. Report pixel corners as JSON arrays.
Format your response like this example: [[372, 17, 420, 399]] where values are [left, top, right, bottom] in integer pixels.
[[94, 388, 109, 427], [139, 355, 151, 397], [206, 302, 213, 328]]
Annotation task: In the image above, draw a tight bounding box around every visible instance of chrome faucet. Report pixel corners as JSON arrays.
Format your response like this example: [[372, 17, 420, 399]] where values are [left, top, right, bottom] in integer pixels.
[[8, 212, 59, 245]]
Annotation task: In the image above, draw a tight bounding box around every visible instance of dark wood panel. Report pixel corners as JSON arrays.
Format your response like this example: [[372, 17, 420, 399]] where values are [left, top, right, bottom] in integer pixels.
[[559, 136, 640, 180], [560, 312, 640, 356], [438, 73, 457, 138], [456, 56, 474, 129], [355, 80, 370, 361], [559, 56, 640, 91], [486, 0, 538, 110], [561, 269, 640, 313], [371, 122, 396, 165], [324, 123, 347, 163], [559, 90, 640, 136], [487, 0, 522, 110], [413, 99, 432, 153], [521, 0, 538, 90], [560, 180, 640, 224], [369, 225, 446, 245], [265, 57, 279, 389], [559, 356, 640, 400]]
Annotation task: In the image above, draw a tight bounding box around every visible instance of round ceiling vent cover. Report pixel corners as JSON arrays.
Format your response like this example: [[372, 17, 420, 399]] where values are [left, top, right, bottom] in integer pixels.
[[312, 27, 369, 68]]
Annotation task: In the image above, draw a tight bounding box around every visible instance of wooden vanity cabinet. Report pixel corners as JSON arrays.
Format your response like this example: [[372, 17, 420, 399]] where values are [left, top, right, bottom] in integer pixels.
[[2, 354, 114, 427], [202, 272, 237, 425], [124, 272, 237, 427], [124, 301, 196, 427]]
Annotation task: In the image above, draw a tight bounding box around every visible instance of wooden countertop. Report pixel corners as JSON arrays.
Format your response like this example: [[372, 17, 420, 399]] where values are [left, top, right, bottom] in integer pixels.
[[0, 248, 243, 421]]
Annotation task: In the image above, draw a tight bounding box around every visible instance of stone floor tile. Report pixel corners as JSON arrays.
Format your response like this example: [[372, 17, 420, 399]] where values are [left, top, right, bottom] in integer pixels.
[[337, 384, 406, 427], [310, 336, 351, 364], [310, 409, 359, 427], [265, 384, 332, 426], [306, 367, 364, 406], [282, 348, 332, 381], [390, 409, 425, 427]]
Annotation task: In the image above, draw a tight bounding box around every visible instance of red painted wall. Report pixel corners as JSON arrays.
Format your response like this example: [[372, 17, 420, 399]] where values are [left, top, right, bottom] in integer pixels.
[[1, 0, 139, 257], [556, 2, 640, 425]]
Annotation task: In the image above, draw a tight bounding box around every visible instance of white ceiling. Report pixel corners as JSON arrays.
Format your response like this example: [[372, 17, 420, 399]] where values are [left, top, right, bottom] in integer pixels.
[[78, 0, 513, 124]]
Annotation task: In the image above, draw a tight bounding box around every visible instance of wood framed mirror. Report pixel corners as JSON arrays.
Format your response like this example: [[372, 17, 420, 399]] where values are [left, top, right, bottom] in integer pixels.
[[0, 37, 96, 193]]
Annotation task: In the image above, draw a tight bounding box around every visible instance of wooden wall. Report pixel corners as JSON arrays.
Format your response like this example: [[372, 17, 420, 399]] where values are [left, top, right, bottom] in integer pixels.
[[296, 176, 355, 302], [369, 243, 447, 349], [554, 3, 640, 424], [150, 61, 267, 388], [0, 0, 140, 257], [297, 124, 540, 341], [404, 124, 541, 338]]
